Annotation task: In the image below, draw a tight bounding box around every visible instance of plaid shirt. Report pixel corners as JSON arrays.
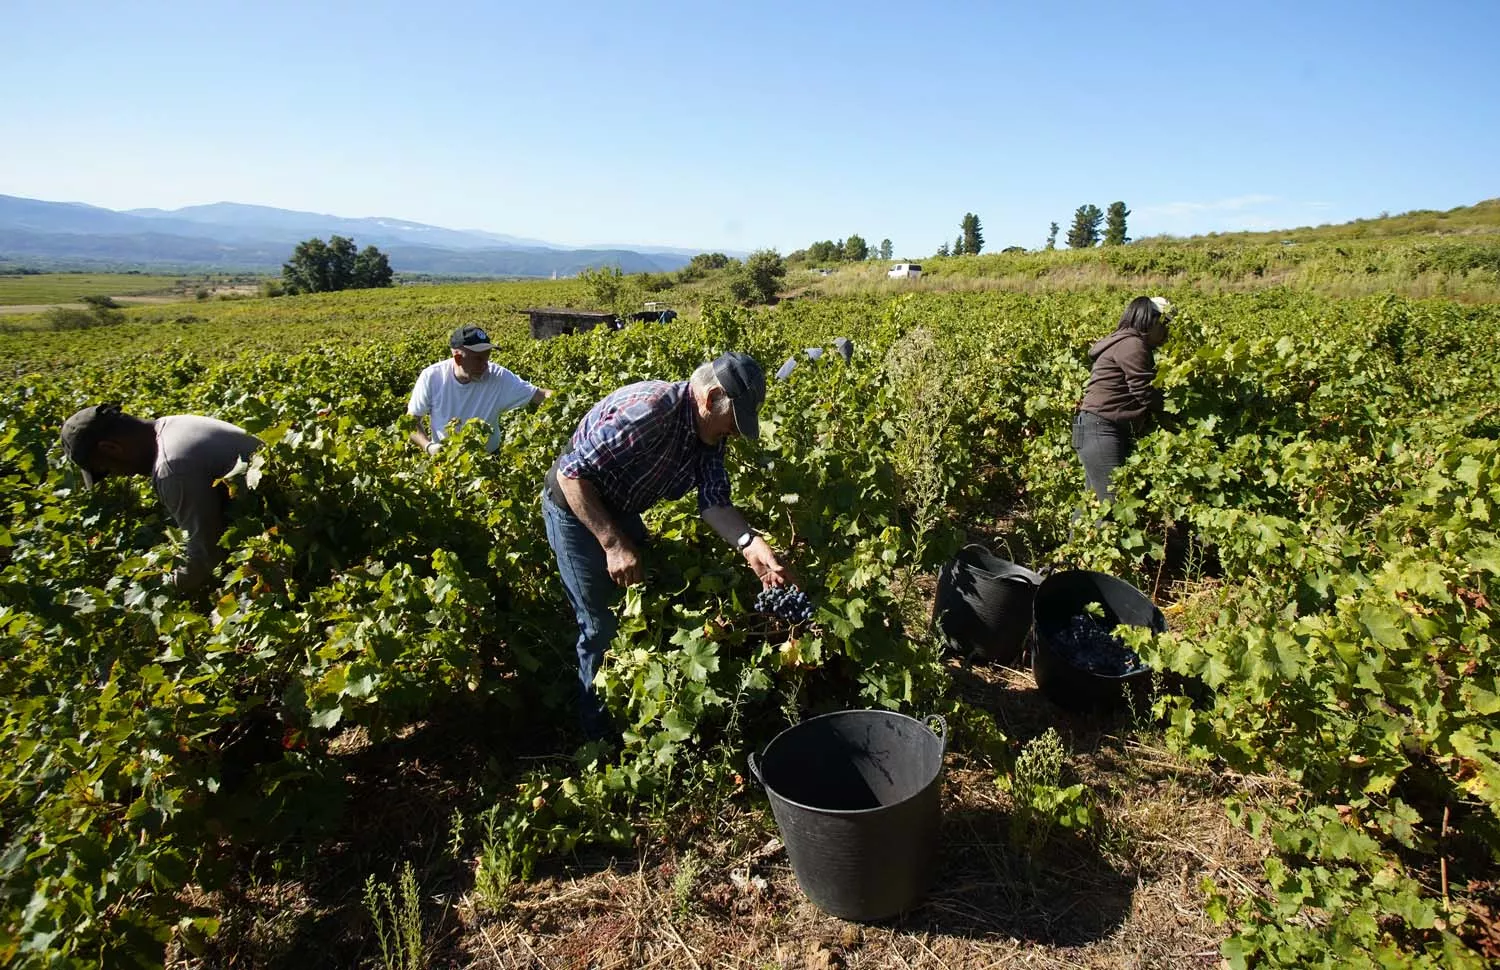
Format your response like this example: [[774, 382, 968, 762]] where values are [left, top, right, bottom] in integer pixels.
[[558, 380, 731, 513]]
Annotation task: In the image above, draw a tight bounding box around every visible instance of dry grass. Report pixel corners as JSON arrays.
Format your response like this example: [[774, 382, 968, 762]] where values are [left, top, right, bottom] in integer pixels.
[[796, 261, 1500, 304], [163, 649, 1278, 970], [447, 665, 1267, 970]]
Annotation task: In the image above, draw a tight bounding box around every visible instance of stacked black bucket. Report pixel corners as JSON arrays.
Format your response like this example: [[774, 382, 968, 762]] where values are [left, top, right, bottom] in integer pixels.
[[933, 545, 1166, 712]]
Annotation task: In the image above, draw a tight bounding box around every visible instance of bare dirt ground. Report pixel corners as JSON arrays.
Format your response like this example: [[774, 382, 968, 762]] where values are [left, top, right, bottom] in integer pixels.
[[0, 302, 89, 316]]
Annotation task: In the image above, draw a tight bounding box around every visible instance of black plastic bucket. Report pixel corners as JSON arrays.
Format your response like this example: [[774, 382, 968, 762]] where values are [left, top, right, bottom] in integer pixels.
[[933, 545, 1043, 665], [1032, 570, 1165, 712], [748, 710, 946, 921]]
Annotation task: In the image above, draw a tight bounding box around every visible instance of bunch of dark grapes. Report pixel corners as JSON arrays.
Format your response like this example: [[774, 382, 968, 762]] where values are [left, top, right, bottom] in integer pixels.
[[1053, 614, 1147, 676], [755, 584, 815, 624]]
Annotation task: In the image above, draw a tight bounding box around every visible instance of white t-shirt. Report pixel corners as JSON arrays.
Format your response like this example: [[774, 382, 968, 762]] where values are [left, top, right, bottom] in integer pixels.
[[407, 359, 539, 452]]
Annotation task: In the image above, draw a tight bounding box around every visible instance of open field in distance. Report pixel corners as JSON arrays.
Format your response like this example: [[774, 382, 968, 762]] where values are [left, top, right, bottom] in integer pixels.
[[0, 272, 265, 310]]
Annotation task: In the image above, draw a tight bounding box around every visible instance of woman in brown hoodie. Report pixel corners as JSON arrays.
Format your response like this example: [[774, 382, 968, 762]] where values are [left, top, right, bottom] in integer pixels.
[[1072, 296, 1172, 500]]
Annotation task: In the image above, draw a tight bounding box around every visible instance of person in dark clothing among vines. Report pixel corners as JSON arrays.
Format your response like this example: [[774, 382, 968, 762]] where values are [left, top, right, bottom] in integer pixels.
[[1072, 296, 1172, 501]]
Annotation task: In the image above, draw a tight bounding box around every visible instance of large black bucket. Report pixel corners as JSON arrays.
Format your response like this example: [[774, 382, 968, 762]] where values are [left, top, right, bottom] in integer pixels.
[[933, 545, 1043, 665], [1032, 570, 1165, 712], [748, 710, 946, 921]]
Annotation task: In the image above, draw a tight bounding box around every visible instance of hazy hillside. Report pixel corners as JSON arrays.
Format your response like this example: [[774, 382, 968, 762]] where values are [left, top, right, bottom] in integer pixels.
[[0, 195, 692, 277], [124, 201, 549, 251]]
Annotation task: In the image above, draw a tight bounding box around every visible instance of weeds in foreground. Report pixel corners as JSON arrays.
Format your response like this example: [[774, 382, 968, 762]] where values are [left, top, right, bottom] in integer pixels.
[[472, 807, 517, 915], [363, 861, 424, 970], [671, 851, 704, 918], [1001, 728, 1098, 855]]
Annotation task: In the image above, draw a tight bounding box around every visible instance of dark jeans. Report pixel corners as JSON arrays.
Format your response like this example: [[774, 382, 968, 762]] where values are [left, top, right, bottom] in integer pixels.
[[541, 489, 646, 739], [1072, 411, 1134, 501]]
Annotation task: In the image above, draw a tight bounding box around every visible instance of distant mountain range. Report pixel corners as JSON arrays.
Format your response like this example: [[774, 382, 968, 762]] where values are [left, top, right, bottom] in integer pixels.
[[0, 195, 702, 277]]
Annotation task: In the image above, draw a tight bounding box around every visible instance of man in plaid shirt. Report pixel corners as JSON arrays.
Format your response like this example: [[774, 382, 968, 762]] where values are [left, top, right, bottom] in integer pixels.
[[543, 351, 789, 741]]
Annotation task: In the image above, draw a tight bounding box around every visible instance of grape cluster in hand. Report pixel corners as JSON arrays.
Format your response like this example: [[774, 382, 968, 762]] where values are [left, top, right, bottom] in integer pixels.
[[755, 585, 814, 624], [1053, 614, 1147, 676]]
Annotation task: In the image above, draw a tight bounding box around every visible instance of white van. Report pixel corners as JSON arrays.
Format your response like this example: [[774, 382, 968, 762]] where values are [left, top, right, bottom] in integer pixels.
[[887, 262, 922, 279]]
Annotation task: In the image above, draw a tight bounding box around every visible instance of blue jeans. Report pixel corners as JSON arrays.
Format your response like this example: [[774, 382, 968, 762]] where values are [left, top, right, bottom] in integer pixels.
[[541, 489, 646, 739], [1072, 411, 1134, 501]]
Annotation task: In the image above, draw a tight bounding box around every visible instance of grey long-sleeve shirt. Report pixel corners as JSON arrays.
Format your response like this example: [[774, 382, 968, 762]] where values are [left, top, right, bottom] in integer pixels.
[[150, 415, 261, 591]]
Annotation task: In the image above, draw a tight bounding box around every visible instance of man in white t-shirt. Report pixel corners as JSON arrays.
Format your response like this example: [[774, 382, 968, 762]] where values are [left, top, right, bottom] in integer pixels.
[[407, 325, 552, 454]]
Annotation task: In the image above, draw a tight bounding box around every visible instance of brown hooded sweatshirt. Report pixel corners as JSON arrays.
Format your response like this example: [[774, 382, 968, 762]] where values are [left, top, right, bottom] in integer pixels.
[[1078, 330, 1161, 424]]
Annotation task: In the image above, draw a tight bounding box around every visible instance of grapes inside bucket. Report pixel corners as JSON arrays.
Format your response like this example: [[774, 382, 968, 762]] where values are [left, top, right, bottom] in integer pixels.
[[1032, 570, 1165, 712]]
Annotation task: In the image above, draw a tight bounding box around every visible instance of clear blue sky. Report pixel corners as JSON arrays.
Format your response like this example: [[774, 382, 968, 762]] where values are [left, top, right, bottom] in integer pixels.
[[3, 0, 1496, 256]]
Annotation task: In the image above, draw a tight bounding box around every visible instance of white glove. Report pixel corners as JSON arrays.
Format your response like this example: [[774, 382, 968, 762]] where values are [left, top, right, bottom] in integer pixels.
[[425, 440, 441, 456]]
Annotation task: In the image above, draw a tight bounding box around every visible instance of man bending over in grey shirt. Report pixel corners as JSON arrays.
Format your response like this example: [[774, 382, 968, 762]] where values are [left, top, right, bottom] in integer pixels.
[[60, 404, 262, 592]]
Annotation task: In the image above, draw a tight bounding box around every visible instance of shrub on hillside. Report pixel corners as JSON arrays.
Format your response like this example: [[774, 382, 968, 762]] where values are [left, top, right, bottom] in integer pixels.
[[45, 305, 122, 331], [675, 252, 731, 283], [742, 249, 786, 304], [635, 271, 674, 293]]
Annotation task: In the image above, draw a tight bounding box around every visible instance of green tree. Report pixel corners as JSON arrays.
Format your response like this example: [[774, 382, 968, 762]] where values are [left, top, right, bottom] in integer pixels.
[[282, 235, 393, 294], [283, 237, 331, 294], [327, 235, 357, 288], [352, 245, 393, 287], [936, 241, 951, 257], [579, 265, 625, 306], [742, 249, 786, 303], [726, 261, 754, 303], [579, 264, 643, 319], [806, 240, 840, 263], [1066, 205, 1104, 249], [690, 252, 729, 272], [677, 252, 730, 282], [960, 213, 984, 255], [635, 271, 673, 293], [843, 234, 869, 261], [1046, 222, 1059, 250], [1104, 202, 1131, 246], [953, 235, 965, 256], [879, 238, 893, 260]]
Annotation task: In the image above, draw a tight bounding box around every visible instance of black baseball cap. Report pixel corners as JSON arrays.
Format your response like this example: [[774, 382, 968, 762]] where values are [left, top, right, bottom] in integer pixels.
[[59, 403, 126, 487], [711, 351, 766, 440], [450, 325, 494, 352]]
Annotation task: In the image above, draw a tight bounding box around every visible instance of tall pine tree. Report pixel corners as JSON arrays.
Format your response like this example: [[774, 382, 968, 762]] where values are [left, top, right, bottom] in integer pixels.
[[1104, 202, 1131, 246], [1046, 222, 1060, 250], [1066, 205, 1104, 249], [960, 213, 984, 255]]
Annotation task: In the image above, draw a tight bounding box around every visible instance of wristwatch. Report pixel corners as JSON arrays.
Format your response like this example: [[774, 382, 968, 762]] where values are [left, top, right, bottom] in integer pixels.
[[735, 530, 757, 550]]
